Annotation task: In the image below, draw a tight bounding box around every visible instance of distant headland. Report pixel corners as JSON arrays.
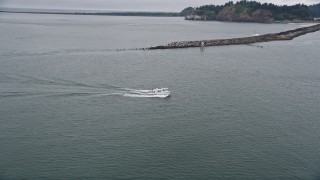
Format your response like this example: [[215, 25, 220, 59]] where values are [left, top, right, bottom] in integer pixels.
[[181, 0, 320, 23]]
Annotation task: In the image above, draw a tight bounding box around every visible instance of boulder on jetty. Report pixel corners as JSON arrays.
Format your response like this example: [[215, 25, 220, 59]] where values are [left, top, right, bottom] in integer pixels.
[[149, 24, 320, 50]]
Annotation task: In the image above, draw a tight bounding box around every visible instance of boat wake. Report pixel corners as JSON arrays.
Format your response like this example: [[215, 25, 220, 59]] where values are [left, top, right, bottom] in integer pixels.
[[0, 73, 170, 99]]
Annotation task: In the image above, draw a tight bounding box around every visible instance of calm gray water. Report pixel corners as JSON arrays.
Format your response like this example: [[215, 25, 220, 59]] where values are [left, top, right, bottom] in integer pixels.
[[1, 13, 320, 179]]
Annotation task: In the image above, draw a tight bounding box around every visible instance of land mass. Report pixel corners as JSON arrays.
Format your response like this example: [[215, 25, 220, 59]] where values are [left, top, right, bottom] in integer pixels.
[[0, 8, 180, 17], [181, 0, 320, 23], [2, 2, 320, 22], [148, 24, 320, 50]]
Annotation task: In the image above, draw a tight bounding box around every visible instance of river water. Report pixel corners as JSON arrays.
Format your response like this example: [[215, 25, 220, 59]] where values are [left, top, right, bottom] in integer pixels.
[[1, 13, 320, 179]]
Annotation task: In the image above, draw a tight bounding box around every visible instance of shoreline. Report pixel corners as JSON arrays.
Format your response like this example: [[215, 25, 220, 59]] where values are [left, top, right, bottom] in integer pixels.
[[185, 18, 319, 25], [1, 10, 318, 24]]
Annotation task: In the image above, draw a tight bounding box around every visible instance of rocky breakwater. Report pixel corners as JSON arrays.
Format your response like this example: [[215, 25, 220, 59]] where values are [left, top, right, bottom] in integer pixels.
[[149, 24, 320, 50]]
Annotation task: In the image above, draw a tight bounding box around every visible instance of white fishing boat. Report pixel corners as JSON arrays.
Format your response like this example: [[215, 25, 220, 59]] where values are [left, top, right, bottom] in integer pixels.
[[125, 88, 170, 98]]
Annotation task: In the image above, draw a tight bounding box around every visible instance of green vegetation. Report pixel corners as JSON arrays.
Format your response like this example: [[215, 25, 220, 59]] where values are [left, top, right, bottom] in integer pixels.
[[181, 0, 319, 22], [309, 4, 320, 17], [180, 7, 194, 16]]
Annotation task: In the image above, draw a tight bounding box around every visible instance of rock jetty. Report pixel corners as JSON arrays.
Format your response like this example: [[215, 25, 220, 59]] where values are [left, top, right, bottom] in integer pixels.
[[149, 24, 320, 50]]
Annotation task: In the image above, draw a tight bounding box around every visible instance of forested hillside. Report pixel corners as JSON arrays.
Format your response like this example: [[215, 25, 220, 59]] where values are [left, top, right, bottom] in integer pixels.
[[181, 0, 319, 23]]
